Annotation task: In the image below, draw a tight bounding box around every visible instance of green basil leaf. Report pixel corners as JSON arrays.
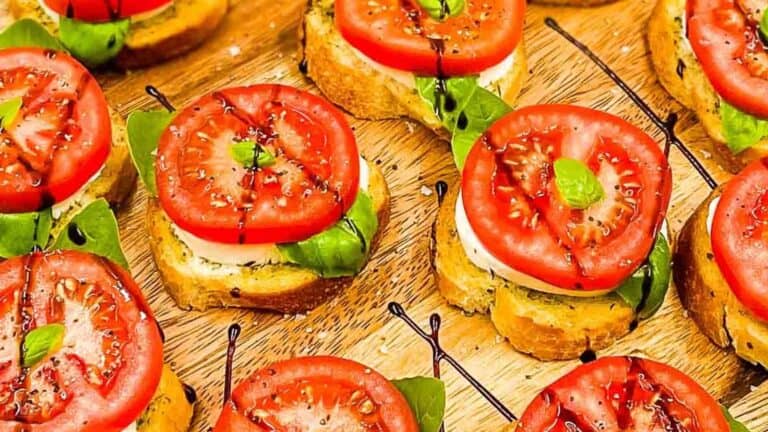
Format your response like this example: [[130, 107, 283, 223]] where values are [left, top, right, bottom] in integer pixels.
[[278, 191, 378, 277], [722, 405, 751, 432], [416, 76, 511, 169], [720, 100, 768, 154], [641, 232, 671, 319], [23, 323, 65, 368], [51, 199, 129, 269], [615, 266, 648, 311], [391, 377, 446, 432], [0, 19, 65, 50], [230, 140, 276, 168], [126, 110, 176, 197], [553, 158, 605, 209], [761, 11, 768, 45], [58, 17, 130, 67], [0, 97, 23, 129], [416, 0, 465, 20], [0, 208, 52, 258]]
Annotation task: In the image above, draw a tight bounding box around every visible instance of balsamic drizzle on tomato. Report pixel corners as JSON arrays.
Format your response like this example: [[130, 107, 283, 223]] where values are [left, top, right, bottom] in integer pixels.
[[223, 323, 241, 404], [545, 17, 717, 190], [145, 86, 176, 112], [434, 180, 448, 204], [387, 302, 518, 422]]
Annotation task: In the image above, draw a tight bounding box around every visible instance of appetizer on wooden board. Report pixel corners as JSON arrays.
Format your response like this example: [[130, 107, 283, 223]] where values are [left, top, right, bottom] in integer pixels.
[[300, 0, 527, 166], [433, 105, 673, 361], [6, 0, 227, 68], [127, 84, 390, 313], [675, 158, 768, 368], [649, 0, 768, 172], [0, 45, 134, 247]]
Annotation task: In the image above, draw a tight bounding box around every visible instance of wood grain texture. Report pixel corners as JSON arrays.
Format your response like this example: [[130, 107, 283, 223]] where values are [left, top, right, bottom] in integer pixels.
[[1, 0, 767, 430]]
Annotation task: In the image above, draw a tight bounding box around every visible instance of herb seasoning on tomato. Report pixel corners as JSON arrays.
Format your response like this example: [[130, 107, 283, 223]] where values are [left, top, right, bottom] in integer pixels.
[[0, 48, 111, 214]]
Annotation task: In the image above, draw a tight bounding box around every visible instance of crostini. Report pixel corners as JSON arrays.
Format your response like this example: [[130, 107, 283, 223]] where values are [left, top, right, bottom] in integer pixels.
[[300, 0, 527, 166], [675, 158, 768, 367], [6, 0, 227, 68], [0, 45, 134, 248], [513, 356, 749, 431], [433, 104, 673, 361], [649, 0, 768, 172], [214, 355, 444, 431], [531, 0, 616, 5], [0, 250, 194, 432], [127, 84, 390, 313]]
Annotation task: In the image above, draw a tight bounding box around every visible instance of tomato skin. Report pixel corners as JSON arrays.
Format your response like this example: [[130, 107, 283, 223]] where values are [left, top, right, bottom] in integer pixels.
[[0, 48, 111, 214], [688, 0, 768, 117], [0, 250, 163, 432], [516, 356, 730, 432], [711, 158, 768, 321], [156, 84, 360, 245], [42, 0, 172, 21], [213, 356, 419, 432], [461, 105, 671, 291], [335, 0, 525, 76]]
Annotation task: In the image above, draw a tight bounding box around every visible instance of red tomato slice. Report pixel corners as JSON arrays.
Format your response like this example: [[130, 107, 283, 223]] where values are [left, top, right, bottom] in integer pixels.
[[156, 84, 360, 244], [0, 48, 111, 214], [688, 0, 768, 117], [335, 0, 525, 76], [461, 105, 671, 291], [42, 0, 172, 22], [711, 158, 768, 321], [0, 250, 163, 432], [213, 356, 419, 432], [516, 356, 730, 432]]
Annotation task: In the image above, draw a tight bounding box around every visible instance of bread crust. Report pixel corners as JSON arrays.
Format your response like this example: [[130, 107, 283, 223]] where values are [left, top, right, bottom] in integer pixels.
[[674, 189, 768, 367], [9, 0, 227, 69], [431, 185, 636, 361], [648, 0, 768, 173], [300, 0, 527, 134], [147, 160, 390, 313], [137, 364, 195, 432]]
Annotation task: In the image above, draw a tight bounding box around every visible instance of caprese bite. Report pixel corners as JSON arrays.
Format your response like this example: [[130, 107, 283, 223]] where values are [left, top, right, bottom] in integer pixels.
[[0, 249, 194, 432], [0, 46, 134, 247], [433, 105, 673, 361], [675, 158, 768, 367], [513, 356, 748, 432], [301, 0, 527, 166], [6, 0, 227, 68], [214, 356, 445, 432], [649, 0, 768, 172], [127, 84, 390, 313]]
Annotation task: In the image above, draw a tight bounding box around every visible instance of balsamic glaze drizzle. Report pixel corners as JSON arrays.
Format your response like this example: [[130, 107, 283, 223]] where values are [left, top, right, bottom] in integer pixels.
[[67, 223, 87, 246], [223, 323, 241, 404], [145, 86, 176, 112], [544, 17, 718, 190], [435, 181, 448, 205], [387, 302, 518, 422], [182, 383, 198, 404]]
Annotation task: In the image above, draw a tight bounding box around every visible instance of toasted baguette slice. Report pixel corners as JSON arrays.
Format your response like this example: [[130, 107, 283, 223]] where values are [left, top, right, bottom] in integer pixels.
[[300, 0, 527, 135], [530, 0, 615, 5], [49, 107, 136, 238], [648, 0, 768, 173], [138, 363, 195, 432], [147, 160, 390, 313], [9, 0, 227, 69], [431, 185, 636, 361], [674, 188, 768, 367]]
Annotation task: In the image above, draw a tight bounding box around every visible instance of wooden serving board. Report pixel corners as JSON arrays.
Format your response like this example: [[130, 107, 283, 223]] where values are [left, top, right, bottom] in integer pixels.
[[3, 0, 768, 430]]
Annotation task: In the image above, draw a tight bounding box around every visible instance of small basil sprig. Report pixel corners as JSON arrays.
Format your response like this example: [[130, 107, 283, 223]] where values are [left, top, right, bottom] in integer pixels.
[[23, 323, 65, 368], [51, 199, 129, 269], [720, 100, 768, 154], [0, 19, 65, 51], [553, 158, 605, 209], [722, 405, 751, 432], [416, 76, 511, 169], [59, 17, 130, 67], [416, 0, 465, 20], [230, 140, 276, 168], [126, 110, 176, 197], [392, 377, 446, 432], [0, 97, 23, 129], [0, 208, 52, 259], [615, 233, 671, 319], [760, 11, 768, 44]]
